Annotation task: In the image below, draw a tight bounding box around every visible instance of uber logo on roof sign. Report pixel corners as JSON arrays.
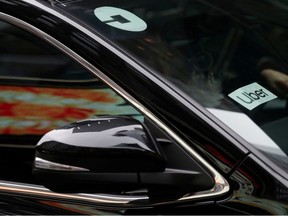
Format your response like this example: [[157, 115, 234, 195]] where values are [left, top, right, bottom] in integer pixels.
[[228, 82, 277, 110], [94, 6, 147, 32]]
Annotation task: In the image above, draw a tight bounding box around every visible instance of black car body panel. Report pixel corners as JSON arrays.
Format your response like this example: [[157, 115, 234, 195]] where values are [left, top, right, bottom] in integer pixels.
[[0, 0, 287, 214]]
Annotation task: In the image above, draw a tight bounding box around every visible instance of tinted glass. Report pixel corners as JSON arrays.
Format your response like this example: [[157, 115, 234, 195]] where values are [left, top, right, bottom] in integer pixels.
[[0, 20, 141, 146], [54, 0, 288, 173]]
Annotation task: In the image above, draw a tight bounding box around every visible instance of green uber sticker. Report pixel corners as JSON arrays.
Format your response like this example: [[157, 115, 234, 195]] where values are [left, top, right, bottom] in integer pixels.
[[94, 6, 147, 32], [228, 82, 277, 110]]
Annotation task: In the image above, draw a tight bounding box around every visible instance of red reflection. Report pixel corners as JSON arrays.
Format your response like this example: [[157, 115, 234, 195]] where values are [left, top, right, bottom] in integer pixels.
[[0, 86, 124, 135]]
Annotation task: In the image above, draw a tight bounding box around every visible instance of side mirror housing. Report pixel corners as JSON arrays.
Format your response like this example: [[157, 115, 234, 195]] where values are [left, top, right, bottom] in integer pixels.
[[33, 116, 166, 192], [33, 116, 214, 194]]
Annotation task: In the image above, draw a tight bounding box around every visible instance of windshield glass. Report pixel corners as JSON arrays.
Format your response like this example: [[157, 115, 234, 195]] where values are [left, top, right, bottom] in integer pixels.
[[54, 0, 288, 173]]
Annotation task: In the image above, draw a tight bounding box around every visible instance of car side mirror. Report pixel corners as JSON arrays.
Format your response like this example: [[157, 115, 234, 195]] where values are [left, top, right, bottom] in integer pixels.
[[33, 116, 214, 194], [33, 116, 166, 192]]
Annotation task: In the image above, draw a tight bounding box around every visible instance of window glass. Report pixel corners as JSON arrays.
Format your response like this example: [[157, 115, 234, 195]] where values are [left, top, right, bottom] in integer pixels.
[[0, 19, 142, 183], [0, 20, 98, 82], [54, 0, 288, 173], [0, 20, 141, 143]]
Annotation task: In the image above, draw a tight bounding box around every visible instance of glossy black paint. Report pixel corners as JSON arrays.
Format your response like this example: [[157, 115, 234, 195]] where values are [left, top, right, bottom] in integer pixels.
[[0, 0, 287, 214], [0, 191, 124, 215], [33, 116, 214, 195], [35, 116, 165, 172], [221, 155, 288, 214]]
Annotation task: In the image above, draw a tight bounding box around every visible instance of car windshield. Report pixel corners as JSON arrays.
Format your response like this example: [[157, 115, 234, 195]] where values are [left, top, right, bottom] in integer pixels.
[[53, 0, 288, 173]]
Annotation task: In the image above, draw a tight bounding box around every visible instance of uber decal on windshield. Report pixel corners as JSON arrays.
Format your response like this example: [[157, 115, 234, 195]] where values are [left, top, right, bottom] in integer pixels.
[[229, 83, 277, 110], [94, 6, 147, 32]]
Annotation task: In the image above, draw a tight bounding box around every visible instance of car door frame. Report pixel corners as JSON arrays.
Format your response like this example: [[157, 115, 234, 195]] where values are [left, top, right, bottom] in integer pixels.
[[0, 0, 231, 210]]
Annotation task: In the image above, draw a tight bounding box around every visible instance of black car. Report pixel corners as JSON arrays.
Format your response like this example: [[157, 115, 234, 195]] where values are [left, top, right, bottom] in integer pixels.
[[0, 0, 288, 214]]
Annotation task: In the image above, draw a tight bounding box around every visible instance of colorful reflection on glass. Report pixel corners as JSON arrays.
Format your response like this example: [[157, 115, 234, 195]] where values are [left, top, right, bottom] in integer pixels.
[[0, 86, 141, 135]]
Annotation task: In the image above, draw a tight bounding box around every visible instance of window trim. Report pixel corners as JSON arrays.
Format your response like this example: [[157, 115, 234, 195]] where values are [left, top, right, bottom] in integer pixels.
[[0, 10, 229, 207]]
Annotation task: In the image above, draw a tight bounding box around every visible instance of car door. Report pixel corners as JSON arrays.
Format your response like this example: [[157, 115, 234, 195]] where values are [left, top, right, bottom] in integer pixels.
[[0, 16, 147, 215], [0, 2, 236, 215]]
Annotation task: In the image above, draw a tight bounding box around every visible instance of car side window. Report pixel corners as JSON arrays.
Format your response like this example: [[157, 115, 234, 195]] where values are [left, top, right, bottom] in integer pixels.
[[0, 19, 215, 200], [0, 21, 96, 81], [0, 20, 141, 183]]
